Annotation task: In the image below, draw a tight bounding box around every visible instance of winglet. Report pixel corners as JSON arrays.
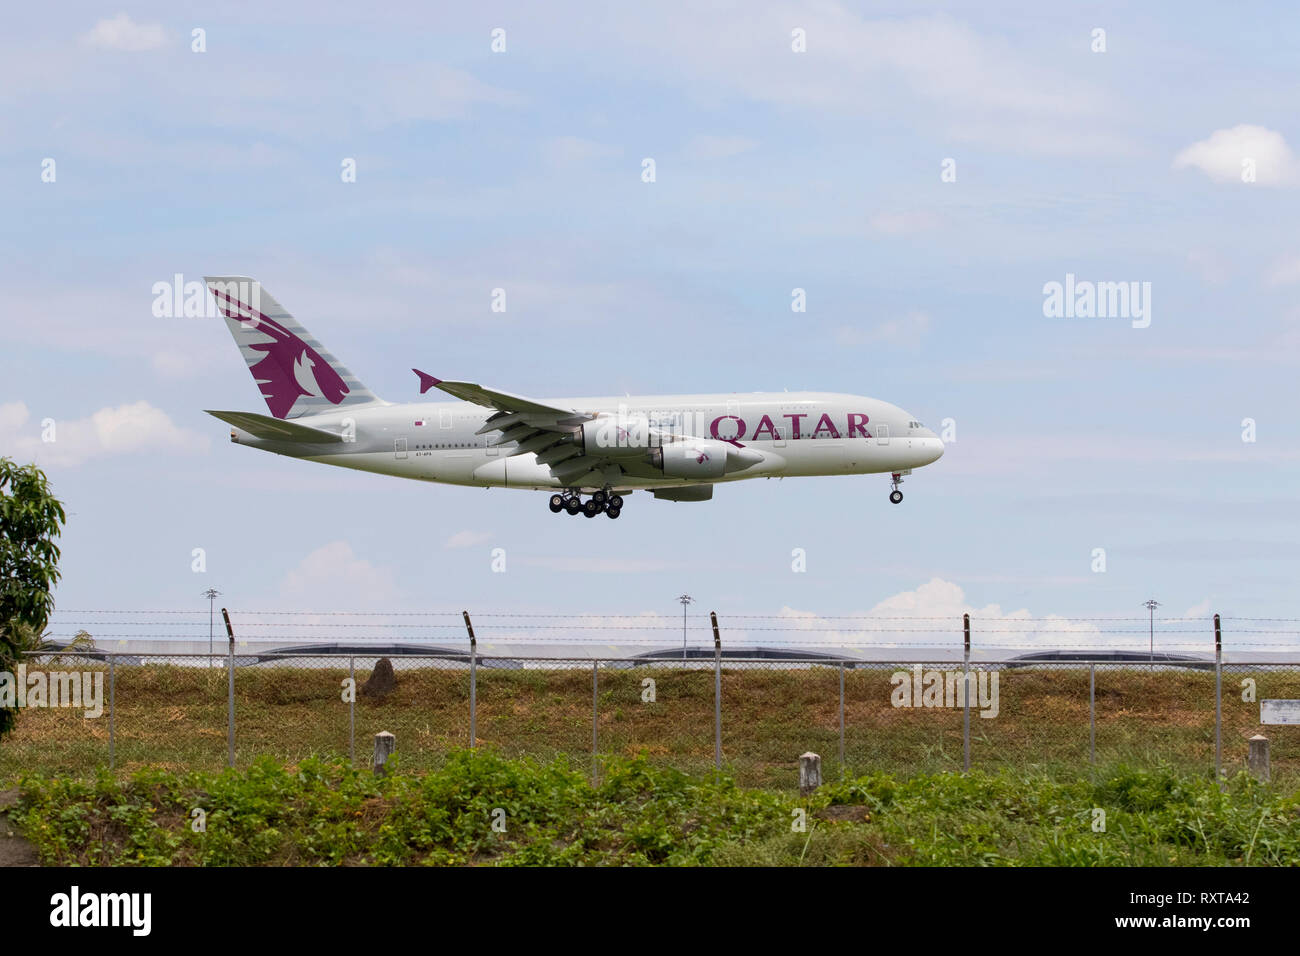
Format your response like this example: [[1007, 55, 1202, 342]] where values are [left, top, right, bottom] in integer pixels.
[[413, 368, 441, 395]]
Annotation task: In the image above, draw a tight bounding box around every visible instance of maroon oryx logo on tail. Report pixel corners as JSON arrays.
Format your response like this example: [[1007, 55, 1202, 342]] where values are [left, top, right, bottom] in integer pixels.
[[209, 287, 350, 419]]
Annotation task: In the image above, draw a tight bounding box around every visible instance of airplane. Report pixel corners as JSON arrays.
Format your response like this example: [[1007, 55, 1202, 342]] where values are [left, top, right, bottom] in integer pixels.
[[202, 277, 944, 519]]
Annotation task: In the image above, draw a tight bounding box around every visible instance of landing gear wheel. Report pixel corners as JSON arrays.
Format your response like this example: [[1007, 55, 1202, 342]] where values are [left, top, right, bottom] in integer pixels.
[[565, 497, 582, 515], [606, 506, 621, 519], [549, 494, 565, 513], [592, 490, 608, 506], [583, 499, 602, 517], [609, 495, 624, 510], [888, 471, 905, 504]]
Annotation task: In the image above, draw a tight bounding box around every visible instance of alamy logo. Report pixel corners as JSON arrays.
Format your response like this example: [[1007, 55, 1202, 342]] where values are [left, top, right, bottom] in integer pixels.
[[890, 664, 999, 718], [1042, 273, 1152, 328], [50, 886, 151, 936], [0, 666, 104, 718], [152, 274, 260, 319]]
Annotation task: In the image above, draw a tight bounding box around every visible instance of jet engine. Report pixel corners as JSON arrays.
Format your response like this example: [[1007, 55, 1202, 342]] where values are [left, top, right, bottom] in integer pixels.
[[651, 439, 731, 479]]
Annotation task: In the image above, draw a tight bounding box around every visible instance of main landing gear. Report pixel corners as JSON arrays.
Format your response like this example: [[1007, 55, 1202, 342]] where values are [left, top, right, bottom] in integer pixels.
[[888, 473, 904, 504], [549, 489, 625, 519]]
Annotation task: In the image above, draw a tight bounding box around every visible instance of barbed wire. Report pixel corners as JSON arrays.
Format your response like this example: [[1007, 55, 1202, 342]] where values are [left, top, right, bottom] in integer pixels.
[[41, 608, 1300, 649], [49, 623, 1254, 635], [53, 609, 1273, 622], [39, 632, 1300, 650]]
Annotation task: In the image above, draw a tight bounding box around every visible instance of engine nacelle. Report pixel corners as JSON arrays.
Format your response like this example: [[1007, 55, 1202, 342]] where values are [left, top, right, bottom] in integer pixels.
[[580, 415, 655, 457], [651, 439, 729, 479]]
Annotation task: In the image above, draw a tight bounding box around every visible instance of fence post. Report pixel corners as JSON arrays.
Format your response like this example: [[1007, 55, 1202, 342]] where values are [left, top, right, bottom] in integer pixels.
[[222, 607, 235, 768], [464, 610, 477, 749], [962, 613, 971, 772], [108, 653, 116, 771], [1089, 662, 1096, 767], [349, 656, 356, 766], [592, 661, 599, 785], [1214, 613, 1223, 789], [712, 611, 722, 772], [838, 663, 845, 779]]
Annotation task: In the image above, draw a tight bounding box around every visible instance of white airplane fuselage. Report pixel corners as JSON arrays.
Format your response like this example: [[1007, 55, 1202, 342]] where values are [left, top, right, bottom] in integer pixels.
[[230, 391, 944, 494]]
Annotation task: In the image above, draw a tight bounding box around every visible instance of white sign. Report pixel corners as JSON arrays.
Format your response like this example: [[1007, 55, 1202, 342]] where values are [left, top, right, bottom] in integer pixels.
[[1260, 700, 1300, 725]]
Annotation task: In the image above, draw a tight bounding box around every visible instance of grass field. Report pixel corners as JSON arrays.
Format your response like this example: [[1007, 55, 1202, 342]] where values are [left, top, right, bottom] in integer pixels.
[[8, 751, 1300, 866], [2, 659, 1298, 789]]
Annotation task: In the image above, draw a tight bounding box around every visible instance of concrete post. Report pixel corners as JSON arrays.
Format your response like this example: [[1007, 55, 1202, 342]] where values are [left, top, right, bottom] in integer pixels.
[[374, 731, 396, 776], [1248, 734, 1270, 783], [799, 752, 822, 796]]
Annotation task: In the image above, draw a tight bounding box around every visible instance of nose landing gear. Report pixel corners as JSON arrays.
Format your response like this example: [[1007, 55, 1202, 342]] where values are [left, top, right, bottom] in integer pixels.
[[888, 473, 904, 504]]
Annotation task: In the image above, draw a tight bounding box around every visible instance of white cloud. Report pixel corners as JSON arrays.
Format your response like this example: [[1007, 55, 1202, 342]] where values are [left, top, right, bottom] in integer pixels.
[[445, 530, 491, 549], [769, 578, 1104, 650], [365, 63, 521, 125], [0, 400, 208, 467], [80, 14, 167, 52], [941, 430, 1300, 477], [1267, 255, 1300, 285], [281, 541, 397, 607], [541, 135, 623, 168], [834, 311, 931, 348], [602, 8, 1125, 156], [520, 556, 684, 573], [151, 350, 201, 379], [683, 134, 758, 160], [867, 210, 942, 235], [1182, 599, 1212, 619], [1187, 248, 1231, 284], [1173, 124, 1299, 186]]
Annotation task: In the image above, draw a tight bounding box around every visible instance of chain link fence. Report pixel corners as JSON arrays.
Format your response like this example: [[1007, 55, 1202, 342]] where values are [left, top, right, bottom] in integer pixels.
[[4, 649, 1298, 789]]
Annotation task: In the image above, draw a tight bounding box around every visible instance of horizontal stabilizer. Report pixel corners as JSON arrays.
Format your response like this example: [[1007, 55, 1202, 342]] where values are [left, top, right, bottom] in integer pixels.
[[205, 409, 344, 443]]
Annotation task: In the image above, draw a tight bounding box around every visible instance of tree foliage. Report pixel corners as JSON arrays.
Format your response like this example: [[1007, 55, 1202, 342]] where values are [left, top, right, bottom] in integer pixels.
[[0, 458, 67, 738]]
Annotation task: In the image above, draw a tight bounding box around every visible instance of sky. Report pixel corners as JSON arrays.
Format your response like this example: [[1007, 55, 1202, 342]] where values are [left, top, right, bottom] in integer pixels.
[[3, 2, 1299, 653]]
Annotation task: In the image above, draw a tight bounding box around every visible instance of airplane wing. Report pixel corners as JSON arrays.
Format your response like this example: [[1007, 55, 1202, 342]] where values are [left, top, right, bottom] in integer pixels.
[[413, 369, 607, 485], [414, 370, 586, 420]]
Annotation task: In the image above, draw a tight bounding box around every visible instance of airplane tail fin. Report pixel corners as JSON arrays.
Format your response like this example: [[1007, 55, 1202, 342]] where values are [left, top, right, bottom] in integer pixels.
[[204, 276, 382, 420]]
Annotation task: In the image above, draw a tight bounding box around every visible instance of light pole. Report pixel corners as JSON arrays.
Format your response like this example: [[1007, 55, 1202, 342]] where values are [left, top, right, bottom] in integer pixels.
[[1143, 599, 1160, 663], [677, 594, 693, 660], [203, 588, 221, 667]]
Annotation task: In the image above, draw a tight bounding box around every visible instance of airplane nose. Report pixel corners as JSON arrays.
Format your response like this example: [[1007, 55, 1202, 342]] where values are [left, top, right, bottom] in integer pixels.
[[919, 432, 944, 465]]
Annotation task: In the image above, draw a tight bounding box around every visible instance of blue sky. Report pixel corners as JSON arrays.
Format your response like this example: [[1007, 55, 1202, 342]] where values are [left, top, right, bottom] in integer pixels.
[[3, 3, 1298, 650]]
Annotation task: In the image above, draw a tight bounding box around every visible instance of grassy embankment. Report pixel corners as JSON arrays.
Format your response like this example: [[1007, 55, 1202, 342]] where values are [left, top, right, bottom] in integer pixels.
[[2, 663, 1297, 789]]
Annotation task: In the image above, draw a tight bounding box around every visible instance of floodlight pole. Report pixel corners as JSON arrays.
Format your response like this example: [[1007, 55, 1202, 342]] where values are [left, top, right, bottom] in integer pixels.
[[203, 588, 221, 668], [1143, 599, 1160, 663], [678, 594, 693, 660]]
